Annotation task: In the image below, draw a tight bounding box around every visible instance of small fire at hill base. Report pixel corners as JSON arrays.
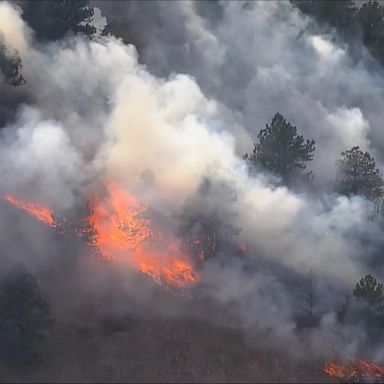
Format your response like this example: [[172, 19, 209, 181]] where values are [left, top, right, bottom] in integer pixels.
[[324, 357, 384, 383]]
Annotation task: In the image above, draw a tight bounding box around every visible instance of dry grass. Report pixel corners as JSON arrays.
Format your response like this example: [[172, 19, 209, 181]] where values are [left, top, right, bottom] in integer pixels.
[[0, 317, 331, 383]]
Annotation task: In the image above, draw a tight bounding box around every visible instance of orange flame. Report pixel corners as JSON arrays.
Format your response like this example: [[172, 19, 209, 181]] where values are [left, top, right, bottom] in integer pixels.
[[87, 182, 151, 259], [3, 194, 56, 227], [87, 182, 198, 290], [3, 183, 198, 290], [324, 358, 384, 382]]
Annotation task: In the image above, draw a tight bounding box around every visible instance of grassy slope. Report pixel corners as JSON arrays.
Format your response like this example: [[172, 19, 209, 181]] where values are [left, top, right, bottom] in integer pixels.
[[0, 317, 330, 383]]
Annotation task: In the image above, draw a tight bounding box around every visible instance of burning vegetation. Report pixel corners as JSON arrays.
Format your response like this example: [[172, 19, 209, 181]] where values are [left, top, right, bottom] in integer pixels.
[[86, 182, 198, 290], [3, 182, 198, 291], [323, 358, 384, 383], [3, 194, 57, 228]]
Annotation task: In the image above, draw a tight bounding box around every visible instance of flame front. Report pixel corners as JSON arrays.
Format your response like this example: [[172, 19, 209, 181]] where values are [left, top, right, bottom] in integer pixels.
[[3, 194, 56, 227], [88, 182, 198, 289], [3, 183, 198, 291], [324, 358, 384, 383], [87, 182, 151, 260]]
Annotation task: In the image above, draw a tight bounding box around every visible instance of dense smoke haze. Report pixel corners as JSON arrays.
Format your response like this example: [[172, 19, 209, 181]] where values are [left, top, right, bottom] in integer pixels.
[[1, 0, 384, 382], [94, 1, 384, 180]]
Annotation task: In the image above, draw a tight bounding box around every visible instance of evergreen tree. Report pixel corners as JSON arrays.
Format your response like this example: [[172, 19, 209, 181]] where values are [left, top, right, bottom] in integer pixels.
[[356, 1, 384, 63], [353, 274, 384, 309], [0, 40, 25, 86], [0, 266, 53, 365], [245, 112, 315, 185], [334, 146, 384, 202], [292, 0, 357, 36], [21, 0, 96, 41], [293, 0, 384, 66], [339, 275, 384, 341]]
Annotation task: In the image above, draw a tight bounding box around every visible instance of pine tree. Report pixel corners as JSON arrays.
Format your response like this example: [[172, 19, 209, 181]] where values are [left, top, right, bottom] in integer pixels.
[[356, 1, 384, 63], [0, 266, 53, 364], [292, 0, 357, 36], [339, 274, 384, 340], [353, 274, 384, 309], [21, 0, 96, 41], [245, 112, 315, 185], [0, 39, 25, 86], [334, 146, 384, 202]]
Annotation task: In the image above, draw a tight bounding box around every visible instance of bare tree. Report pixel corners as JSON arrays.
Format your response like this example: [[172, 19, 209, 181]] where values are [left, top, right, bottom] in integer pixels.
[[304, 269, 316, 319]]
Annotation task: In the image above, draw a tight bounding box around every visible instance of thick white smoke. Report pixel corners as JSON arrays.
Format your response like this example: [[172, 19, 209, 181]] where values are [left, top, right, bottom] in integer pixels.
[[96, 1, 384, 182]]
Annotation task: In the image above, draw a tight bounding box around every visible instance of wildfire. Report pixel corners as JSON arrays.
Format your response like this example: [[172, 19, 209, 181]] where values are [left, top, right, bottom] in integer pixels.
[[2, 182, 198, 291], [87, 182, 198, 289], [324, 358, 384, 383], [87, 182, 151, 260], [3, 194, 56, 227]]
